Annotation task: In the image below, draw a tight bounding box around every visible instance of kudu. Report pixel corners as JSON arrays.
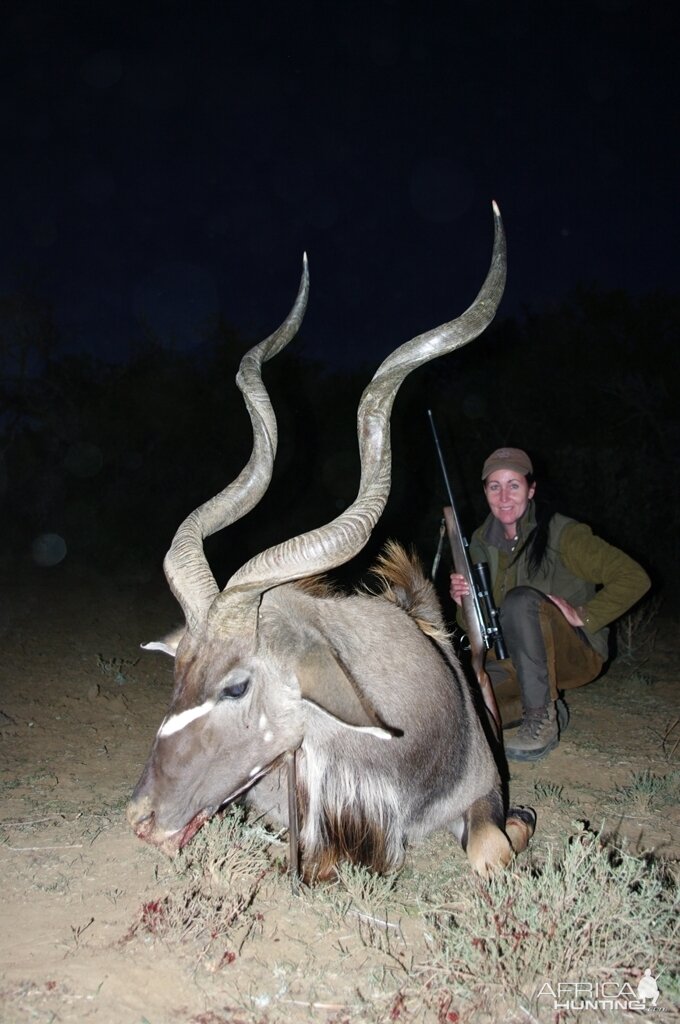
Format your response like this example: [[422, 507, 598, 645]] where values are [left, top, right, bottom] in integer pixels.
[[127, 203, 536, 879]]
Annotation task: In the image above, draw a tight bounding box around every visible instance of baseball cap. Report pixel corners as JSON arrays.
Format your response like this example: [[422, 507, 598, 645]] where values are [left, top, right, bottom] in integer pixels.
[[481, 447, 533, 480]]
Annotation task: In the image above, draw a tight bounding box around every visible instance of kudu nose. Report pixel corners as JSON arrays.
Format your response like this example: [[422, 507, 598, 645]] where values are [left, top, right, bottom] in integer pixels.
[[126, 793, 154, 831]]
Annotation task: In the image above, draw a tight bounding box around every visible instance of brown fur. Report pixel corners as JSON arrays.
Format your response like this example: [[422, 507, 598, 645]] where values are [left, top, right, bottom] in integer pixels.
[[296, 779, 398, 882], [365, 541, 451, 644], [463, 793, 514, 879], [293, 575, 339, 599]]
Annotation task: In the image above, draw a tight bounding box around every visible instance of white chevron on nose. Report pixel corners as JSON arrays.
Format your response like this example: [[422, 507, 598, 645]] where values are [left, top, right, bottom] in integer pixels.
[[158, 699, 216, 738]]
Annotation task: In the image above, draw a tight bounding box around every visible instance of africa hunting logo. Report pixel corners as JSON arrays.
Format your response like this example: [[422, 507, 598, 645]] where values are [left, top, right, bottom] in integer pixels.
[[536, 968, 664, 1012]]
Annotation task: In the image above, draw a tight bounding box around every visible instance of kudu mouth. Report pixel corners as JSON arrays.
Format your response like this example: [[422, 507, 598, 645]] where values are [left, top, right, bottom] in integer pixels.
[[127, 755, 286, 854], [129, 808, 213, 856]]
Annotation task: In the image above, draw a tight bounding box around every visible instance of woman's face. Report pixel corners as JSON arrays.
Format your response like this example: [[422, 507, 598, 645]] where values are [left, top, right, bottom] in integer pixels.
[[484, 469, 536, 539]]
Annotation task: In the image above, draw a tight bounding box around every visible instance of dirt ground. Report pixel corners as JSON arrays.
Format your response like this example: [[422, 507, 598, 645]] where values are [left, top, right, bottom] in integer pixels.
[[1, 562, 678, 1024]]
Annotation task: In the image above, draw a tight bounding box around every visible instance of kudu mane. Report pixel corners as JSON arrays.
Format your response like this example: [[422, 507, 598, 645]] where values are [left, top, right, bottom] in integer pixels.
[[363, 540, 451, 645], [294, 541, 449, 645]]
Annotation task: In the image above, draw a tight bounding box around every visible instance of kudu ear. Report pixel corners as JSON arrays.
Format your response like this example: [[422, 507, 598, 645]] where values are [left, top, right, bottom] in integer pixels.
[[140, 625, 185, 658], [295, 632, 399, 740]]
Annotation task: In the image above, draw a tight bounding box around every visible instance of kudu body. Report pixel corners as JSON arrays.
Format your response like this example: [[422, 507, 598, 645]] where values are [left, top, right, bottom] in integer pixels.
[[128, 204, 536, 878]]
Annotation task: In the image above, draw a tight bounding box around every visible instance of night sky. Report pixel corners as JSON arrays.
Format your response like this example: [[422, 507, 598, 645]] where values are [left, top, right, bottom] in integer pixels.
[[2, 0, 677, 372]]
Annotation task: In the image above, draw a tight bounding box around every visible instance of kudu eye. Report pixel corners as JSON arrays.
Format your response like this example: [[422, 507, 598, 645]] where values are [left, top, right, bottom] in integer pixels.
[[218, 670, 251, 701]]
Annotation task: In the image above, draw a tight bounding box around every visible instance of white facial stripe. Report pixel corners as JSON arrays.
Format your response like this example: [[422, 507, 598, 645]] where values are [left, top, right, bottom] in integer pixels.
[[158, 699, 216, 738], [258, 713, 268, 730]]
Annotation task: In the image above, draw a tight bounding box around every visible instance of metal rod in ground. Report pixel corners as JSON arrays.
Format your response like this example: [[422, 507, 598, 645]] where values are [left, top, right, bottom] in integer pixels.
[[286, 748, 300, 891]]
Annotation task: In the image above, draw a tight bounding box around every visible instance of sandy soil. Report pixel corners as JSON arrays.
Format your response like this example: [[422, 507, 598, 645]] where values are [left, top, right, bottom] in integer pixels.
[[1, 563, 678, 1023]]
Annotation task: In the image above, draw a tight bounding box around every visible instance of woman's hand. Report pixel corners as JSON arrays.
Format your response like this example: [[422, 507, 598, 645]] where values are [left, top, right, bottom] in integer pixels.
[[449, 572, 470, 607], [547, 594, 584, 627]]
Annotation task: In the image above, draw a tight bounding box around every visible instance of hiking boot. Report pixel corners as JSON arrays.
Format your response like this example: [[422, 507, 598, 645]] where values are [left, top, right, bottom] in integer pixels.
[[500, 695, 524, 731], [502, 695, 569, 734], [504, 703, 560, 762]]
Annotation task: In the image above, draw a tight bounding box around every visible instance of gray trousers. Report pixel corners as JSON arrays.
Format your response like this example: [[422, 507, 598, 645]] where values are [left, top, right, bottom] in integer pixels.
[[485, 586, 604, 722]]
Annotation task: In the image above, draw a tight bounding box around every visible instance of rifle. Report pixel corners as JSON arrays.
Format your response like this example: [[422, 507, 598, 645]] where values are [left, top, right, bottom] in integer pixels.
[[427, 410, 505, 735]]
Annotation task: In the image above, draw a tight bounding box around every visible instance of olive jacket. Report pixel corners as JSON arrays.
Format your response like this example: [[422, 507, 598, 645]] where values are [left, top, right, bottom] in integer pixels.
[[467, 503, 651, 660]]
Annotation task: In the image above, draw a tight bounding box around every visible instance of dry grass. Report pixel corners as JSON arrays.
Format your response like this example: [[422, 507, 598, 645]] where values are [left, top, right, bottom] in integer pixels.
[[124, 807, 281, 967], [418, 824, 679, 1021], [614, 768, 680, 813], [121, 809, 679, 1023], [616, 596, 662, 665]]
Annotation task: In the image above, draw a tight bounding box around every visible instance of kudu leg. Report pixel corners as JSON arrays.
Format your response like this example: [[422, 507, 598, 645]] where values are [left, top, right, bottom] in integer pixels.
[[504, 806, 536, 855], [462, 792, 536, 878]]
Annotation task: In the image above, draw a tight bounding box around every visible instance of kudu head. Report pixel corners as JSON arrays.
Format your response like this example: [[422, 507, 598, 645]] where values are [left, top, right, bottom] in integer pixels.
[[127, 205, 507, 853]]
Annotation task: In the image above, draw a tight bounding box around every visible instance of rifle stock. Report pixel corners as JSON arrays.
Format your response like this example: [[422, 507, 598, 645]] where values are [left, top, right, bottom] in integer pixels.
[[443, 507, 501, 736], [442, 506, 486, 659]]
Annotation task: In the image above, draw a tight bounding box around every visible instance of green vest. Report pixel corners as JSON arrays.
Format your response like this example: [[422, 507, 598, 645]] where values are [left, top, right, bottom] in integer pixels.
[[470, 509, 608, 659]]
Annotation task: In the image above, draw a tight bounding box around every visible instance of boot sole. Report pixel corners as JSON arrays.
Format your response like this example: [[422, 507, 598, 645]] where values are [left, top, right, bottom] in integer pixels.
[[505, 734, 560, 762]]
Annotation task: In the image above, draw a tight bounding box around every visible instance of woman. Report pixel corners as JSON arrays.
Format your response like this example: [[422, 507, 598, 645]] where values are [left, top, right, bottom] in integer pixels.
[[449, 447, 651, 762]]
